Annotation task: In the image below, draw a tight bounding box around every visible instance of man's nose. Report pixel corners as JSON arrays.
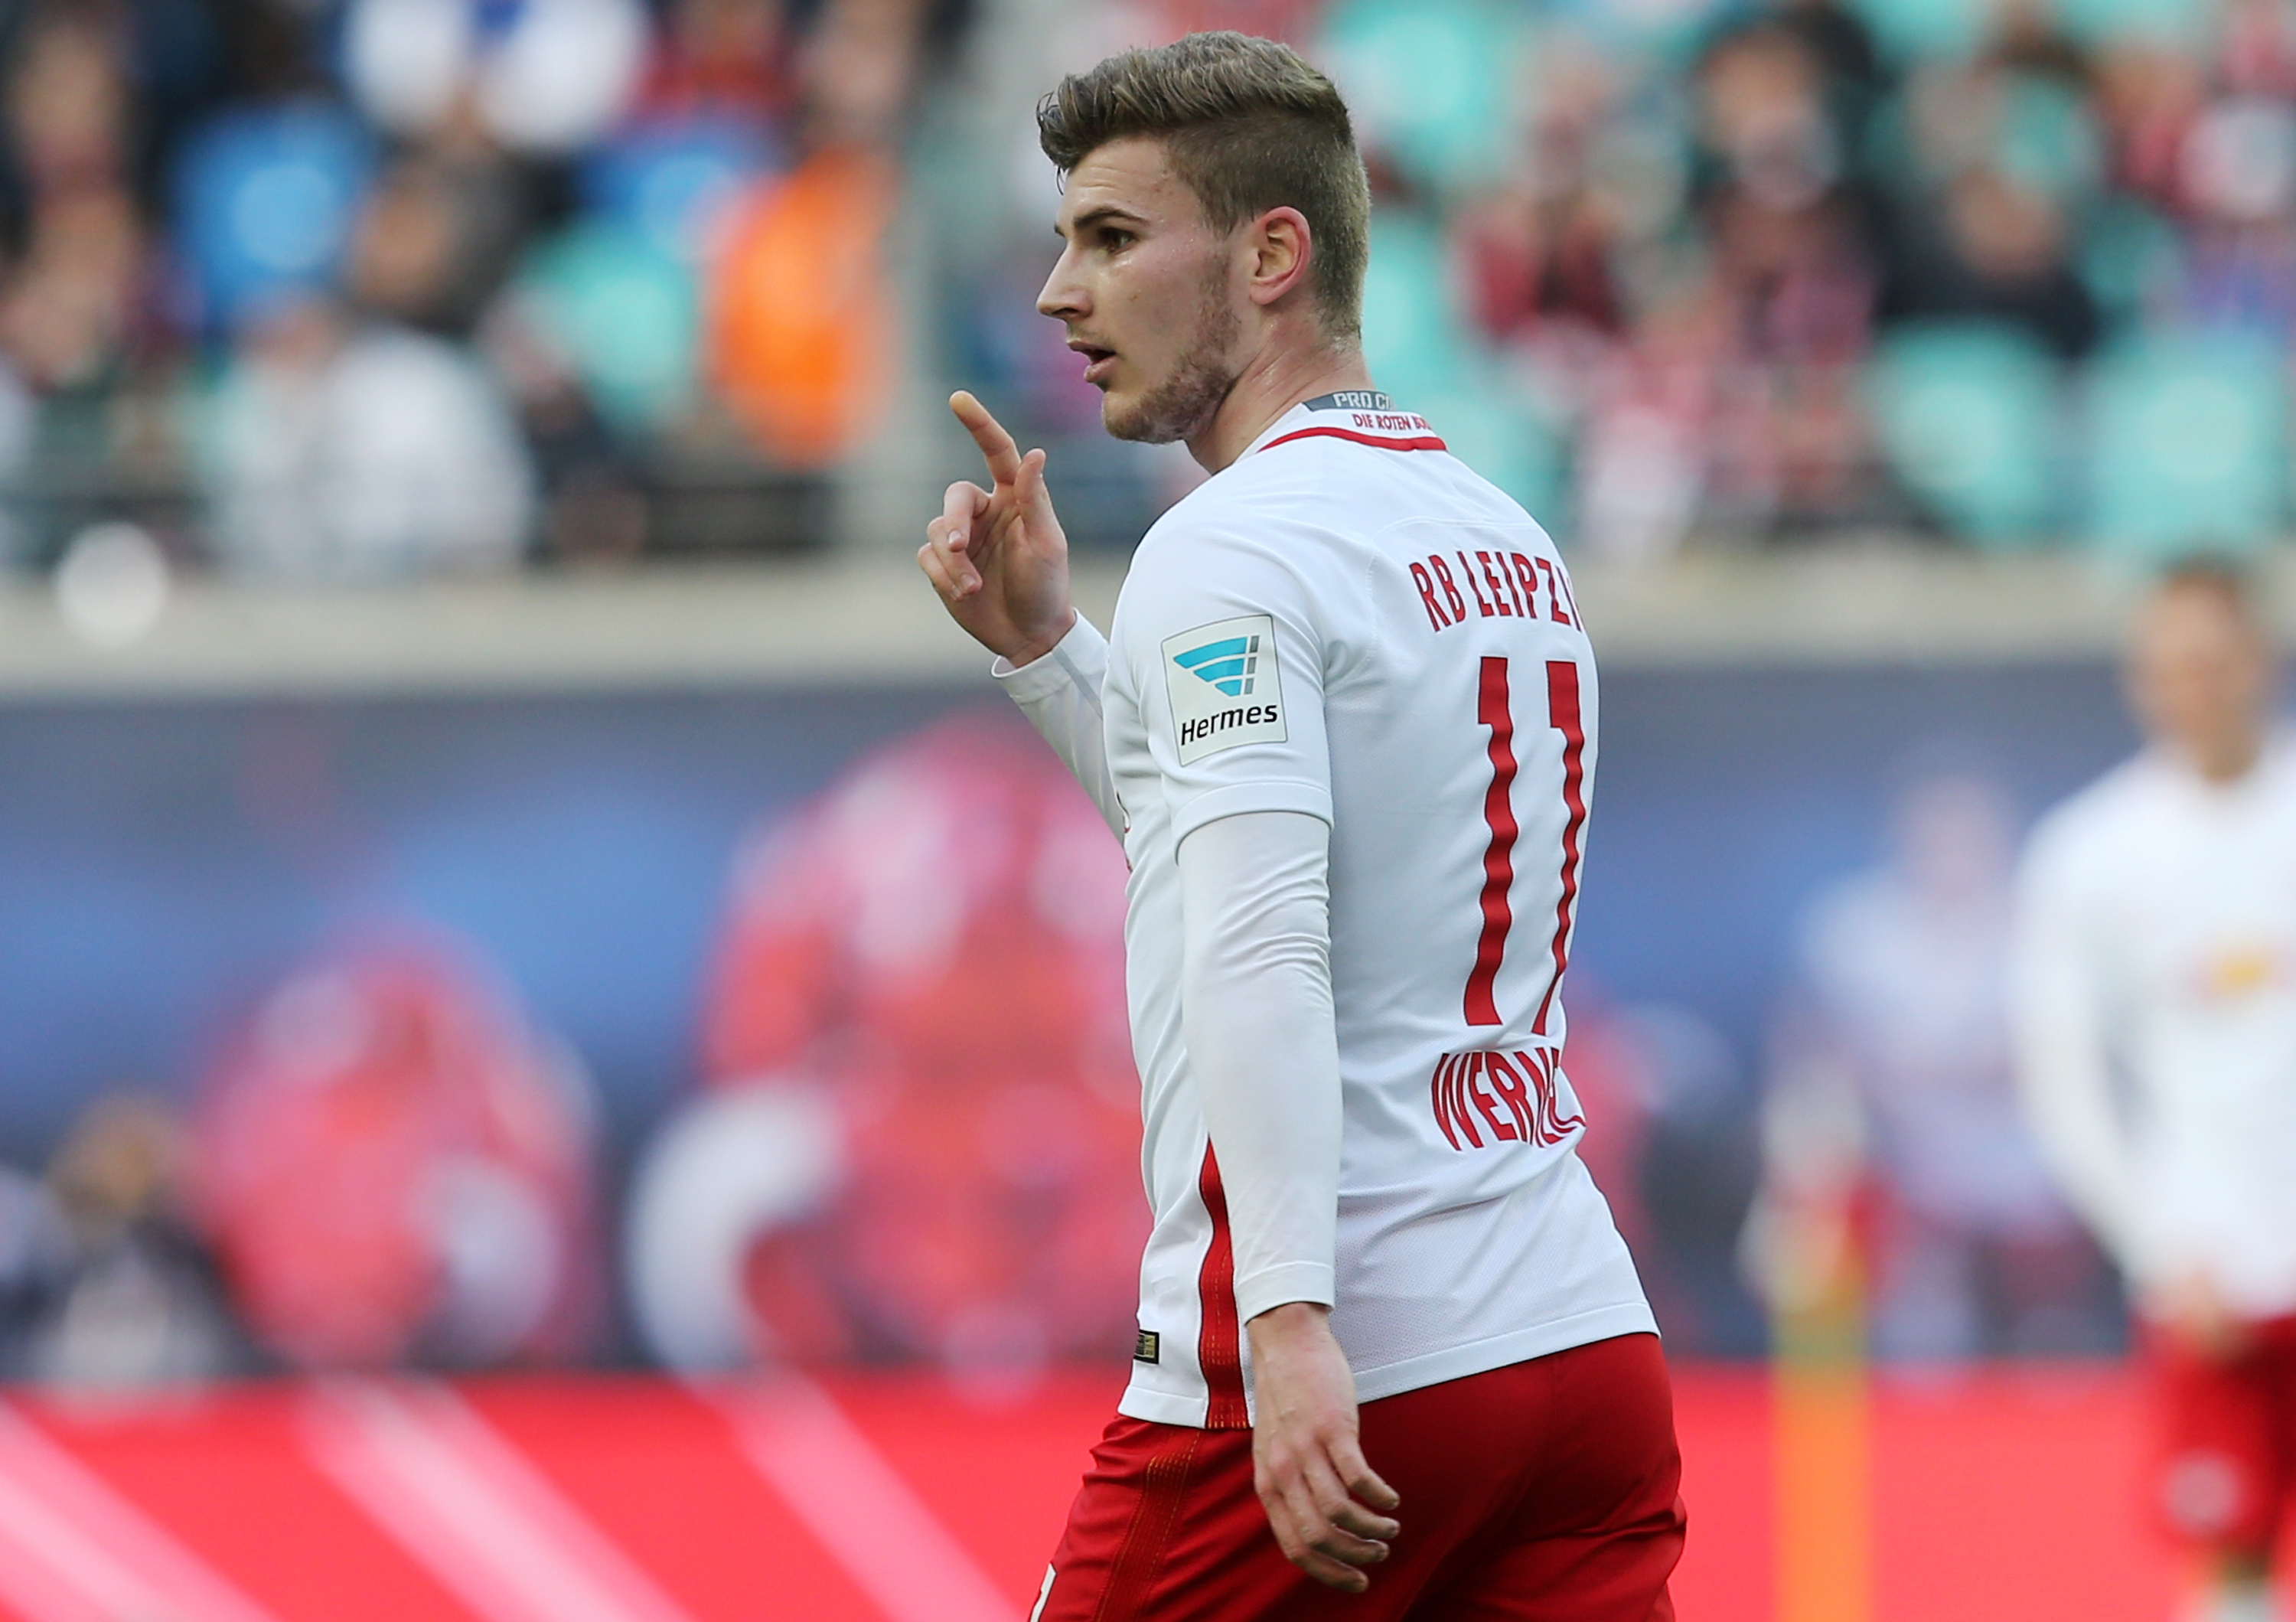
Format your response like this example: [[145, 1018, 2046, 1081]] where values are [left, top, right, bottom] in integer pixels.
[[1038, 249, 1087, 321]]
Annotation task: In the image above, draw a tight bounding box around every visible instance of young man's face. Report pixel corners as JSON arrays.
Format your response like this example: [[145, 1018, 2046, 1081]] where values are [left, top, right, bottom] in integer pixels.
[[1038, 135, 1242, 445], [2126, 582, 2274, 778]]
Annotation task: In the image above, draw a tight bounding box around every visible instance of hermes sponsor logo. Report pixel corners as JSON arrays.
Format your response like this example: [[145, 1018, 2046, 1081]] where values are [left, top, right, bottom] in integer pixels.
[[1163, 615, 1288, 764]]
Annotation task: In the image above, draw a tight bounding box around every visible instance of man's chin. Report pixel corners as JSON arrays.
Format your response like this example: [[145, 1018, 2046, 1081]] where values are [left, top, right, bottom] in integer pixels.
[[1100, 390, 1189, 446]]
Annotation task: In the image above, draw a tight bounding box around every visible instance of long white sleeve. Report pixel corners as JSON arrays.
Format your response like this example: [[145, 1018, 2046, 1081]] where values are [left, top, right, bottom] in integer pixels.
[[1177, 808, 1340, 1323], [2010, 844, 2138, 1267], [993, 615, 1122, 837]]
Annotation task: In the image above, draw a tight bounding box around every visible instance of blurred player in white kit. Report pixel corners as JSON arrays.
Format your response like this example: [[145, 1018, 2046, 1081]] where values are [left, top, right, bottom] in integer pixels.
[[2015, 565, 2296, 1622], [918, 31, 1681, 1622]]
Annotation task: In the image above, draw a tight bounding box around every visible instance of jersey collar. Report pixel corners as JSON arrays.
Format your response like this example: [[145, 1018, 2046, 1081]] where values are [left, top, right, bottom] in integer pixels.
[[1236, 391, 1447, 462]]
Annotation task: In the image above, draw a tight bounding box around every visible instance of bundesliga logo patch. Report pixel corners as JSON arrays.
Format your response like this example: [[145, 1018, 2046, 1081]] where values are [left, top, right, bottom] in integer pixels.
[[1163, 615, 1288, 763]]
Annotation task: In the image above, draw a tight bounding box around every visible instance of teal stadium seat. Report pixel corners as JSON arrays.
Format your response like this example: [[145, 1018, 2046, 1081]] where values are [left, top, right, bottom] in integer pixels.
[[2078, 197, 2185, 325], [1867, 322, 2063, 548], [1419, 384, 1566, 527], [1848, 0, 1988, 64], [1360, 210, 1472, 406], [512, 224, 700, 437], [2082, 333, 2290, 560], [1358, 210, 1564, 524], [2054, 0, 2217, 48], [1992, 73, 2103, 201], [1318, 0, 1531, 195], [1854, 0, 2206, 68]]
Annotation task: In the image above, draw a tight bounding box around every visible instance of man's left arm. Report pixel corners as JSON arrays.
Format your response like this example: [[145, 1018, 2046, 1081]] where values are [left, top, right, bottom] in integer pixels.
[[1177, 808, 1400, 1593], [996, 617, 1124, 837]]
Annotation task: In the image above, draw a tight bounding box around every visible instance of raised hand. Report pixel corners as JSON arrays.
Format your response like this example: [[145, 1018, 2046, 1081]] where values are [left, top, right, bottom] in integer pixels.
[[918, 390, 1076, 665]]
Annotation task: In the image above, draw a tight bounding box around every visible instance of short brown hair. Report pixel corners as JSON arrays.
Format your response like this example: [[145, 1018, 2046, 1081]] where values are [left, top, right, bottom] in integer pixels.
[[1037, 32, 1370, 341], [2156, 556, 2262, 622]]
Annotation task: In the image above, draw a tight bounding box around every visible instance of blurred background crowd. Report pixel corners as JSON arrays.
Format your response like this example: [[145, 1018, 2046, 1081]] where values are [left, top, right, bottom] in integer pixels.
[[0, 0, 967, 583], [0, 0, 2288, 581], [1, 0, 2286, 1394]]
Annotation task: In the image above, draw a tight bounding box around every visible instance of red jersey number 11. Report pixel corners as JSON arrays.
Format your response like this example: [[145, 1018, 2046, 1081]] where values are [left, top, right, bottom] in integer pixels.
[[1463, 658, 1587, 1034]]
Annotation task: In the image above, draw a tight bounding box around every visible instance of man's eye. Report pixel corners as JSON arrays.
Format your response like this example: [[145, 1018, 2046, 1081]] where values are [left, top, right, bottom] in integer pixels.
[[1101, 230, 1133, 250]]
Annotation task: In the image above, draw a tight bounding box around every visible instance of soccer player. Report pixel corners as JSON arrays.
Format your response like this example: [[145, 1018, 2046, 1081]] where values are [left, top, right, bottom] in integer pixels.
[[2014, 564, 2296, 1622], [918, 33, 1681, 1620]]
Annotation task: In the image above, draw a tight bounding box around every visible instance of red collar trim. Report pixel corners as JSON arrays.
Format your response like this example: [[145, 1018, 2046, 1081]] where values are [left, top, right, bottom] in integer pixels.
[[1260, 425, 1449, 455]]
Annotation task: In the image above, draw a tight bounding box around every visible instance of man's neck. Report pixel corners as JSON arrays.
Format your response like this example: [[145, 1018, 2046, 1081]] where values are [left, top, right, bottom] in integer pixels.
[[2190, 731, 2268, 786], [2161, 721, 2269, 785], [1185, 334, 1373, 474]]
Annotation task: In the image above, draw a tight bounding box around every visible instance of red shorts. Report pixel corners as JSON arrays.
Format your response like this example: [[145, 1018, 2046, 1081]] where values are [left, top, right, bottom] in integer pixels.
[[1032, 1333, 1684, 1621], [2150, 1315, 2296, 1555]]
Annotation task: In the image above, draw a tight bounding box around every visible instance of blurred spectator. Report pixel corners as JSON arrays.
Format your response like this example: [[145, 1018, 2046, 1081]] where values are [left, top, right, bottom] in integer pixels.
[[0, 1094, 243, 1389], [1773, 0, 1888, 117], [198, 292, 535, 579], [1455, 31, 1639, 362], [480, 293, 651, 561], [1886, 167, 2104, 357], [194, 147, 537, 580], [24, 1094, 241, 1388], [801, 0, 939, 148], [690, 0, 961, 468], [2174, 89, 2296, 335], [706, 144, 895, 468], [2094, 38, 2209, 209], [1874, 24, 2108, 356], [1694, 20, 1896, 536], [627, 710, 1146, 1385], [193, 933, 597, 1369], [0, 7, 174, 566], [342, 0, 649, 158], [347, 146, 530, 338], [1753, 761, 2114, 1361], [639, 0, 794, 119], [1695, 20, 1859, 224]]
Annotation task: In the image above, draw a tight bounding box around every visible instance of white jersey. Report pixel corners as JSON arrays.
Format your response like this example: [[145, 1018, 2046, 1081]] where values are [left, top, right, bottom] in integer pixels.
[[2013, 737, 2296, 1319], [999, 393, 1653, 1428]]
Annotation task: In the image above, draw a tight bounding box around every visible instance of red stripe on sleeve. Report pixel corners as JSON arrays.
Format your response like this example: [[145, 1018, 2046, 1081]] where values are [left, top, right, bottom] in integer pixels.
[[1193, 1145, 1251, 1430]]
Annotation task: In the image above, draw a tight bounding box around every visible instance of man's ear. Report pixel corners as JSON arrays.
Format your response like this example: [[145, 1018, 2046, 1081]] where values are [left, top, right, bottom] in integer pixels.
[[1245, 207, 1315, 308]]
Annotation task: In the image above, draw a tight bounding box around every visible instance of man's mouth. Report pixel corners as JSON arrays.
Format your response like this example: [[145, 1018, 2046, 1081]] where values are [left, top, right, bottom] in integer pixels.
[[1069, 338, 1117, 385]]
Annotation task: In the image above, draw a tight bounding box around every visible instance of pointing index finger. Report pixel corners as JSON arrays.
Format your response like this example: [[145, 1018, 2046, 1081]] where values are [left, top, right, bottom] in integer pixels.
[[951, 390, 1024, 488]]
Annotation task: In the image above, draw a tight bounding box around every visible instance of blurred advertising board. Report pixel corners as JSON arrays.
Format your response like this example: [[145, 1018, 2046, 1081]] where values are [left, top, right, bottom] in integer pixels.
[[0, 663, 2138, 1372]]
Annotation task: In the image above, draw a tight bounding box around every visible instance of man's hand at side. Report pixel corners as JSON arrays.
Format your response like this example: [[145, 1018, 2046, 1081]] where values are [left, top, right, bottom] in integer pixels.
[[918, 390, 1077, 666], [1247, 1301, 1401, 1593]]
